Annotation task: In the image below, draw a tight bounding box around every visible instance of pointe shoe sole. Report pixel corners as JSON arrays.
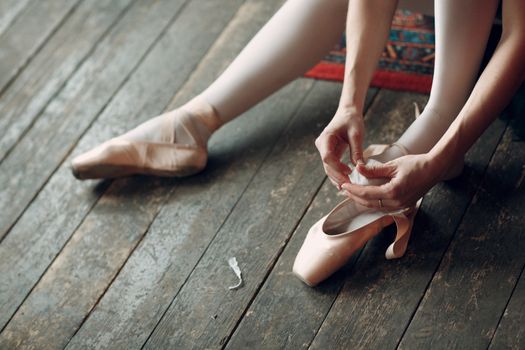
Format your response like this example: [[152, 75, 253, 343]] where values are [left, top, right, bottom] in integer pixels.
[[71, 162, 204, 180], [71, 138, 207, 180]]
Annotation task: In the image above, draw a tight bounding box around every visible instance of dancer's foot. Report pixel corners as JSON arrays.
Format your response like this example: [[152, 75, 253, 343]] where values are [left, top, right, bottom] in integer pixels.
[[71, 95, 222, 179]]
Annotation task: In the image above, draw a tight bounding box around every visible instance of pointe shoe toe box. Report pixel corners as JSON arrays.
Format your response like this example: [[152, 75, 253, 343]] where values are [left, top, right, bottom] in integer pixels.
[[292, 219, 354, 287]]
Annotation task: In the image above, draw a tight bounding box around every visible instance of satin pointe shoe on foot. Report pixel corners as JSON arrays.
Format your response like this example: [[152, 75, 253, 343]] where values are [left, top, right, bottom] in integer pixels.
[[292, 196, 421, 287], [70, 105, 222, 180]]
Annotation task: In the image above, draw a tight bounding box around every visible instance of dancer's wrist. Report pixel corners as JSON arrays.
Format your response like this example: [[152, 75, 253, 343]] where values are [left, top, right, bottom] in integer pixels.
[[338, 84, 366, 115], [335, 104, 363, 121], [427, 147, 459, 182]]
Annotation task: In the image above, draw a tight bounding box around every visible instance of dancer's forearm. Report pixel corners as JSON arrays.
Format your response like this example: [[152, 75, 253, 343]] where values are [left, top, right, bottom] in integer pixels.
[[430, 15, 525, 171], [339, 0, 399, 113]]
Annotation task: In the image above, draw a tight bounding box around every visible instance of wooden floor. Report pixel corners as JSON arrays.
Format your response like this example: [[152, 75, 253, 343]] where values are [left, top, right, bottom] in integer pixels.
[[0, 0, 523, 349]]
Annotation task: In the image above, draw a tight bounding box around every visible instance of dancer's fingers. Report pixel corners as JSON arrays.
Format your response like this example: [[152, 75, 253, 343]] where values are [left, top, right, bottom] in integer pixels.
[[326, 166, 349, 189], [341, 182, 393, 200], [343, 190, 405, 210], [328, 176, 341, 189], [356, 161, 396, 179], [316, 133, 351, 185], [342, 191, 375, 208], [348, 130, 364, 165]]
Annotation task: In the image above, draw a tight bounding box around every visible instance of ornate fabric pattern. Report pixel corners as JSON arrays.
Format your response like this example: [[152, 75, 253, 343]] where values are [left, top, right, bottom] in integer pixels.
[[304, 11, 435, 94]]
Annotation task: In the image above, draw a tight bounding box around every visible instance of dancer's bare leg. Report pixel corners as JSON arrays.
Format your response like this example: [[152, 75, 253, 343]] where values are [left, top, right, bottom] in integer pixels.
[[137, 0, 350, 138], [373, 0, 500, 168], [200, 0, 348, 122], [131, 0, 351, 140], [71, 0, 350, 179]]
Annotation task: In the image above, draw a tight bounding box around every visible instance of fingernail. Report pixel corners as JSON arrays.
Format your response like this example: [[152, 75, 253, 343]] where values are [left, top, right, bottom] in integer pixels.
[[357, 159, 365, 165]]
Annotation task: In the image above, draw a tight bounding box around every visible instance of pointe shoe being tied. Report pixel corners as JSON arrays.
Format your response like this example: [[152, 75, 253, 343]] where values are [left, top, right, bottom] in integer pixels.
[[293, 196, 421, 287], [71, 100, 222, 180], [293, 143, 422, 287]]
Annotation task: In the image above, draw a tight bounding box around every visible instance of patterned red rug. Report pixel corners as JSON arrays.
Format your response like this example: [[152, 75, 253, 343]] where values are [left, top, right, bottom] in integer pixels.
[[304, 10, 435, 94]]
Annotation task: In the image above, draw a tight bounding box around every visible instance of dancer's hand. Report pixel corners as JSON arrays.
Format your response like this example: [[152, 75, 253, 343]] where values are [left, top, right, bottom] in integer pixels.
[[341, 153, 444, 210], [315, 107, 365, 189]]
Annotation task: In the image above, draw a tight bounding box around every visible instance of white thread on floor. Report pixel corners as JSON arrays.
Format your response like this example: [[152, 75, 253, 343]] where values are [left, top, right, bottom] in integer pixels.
[[228, 257, 243, 290]]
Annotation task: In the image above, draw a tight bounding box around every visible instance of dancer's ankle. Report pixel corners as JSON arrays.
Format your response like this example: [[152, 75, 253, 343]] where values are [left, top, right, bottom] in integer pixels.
[[181, 95, 223, 134], [369, 143, 408, 163]]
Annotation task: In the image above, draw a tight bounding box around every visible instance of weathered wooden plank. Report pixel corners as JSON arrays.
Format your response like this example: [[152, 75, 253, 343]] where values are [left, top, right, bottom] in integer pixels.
[[0, 0, 134, 162], [398, 130, 525, 349], [0, 0, 189, 243], [308, 117, 508, 349], [489, 269, 525, 350], [140, 79, 340, 349], [0, 0, 79, 95], [226, 182, 357, 350], [0, 0, 31, 37], [223, 90, 420, 349], [0, 0, 248, 348], [0, 0, 192, 333]]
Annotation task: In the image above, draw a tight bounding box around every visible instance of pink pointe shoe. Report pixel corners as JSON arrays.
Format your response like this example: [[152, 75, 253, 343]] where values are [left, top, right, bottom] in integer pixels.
[[71, 102, 221, 180], [292, 197, 421, 287], [293, 143, 422, 287]]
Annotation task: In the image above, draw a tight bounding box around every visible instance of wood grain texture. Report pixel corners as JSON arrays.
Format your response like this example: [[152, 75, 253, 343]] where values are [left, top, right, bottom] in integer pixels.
[[224, 184, 355, 350], [0, 0, 247, 344], [224, 89, 418, 350], [489, 268, 525, 350], [0, 0, 79, 95], [0, 0, 188, 242], [0, 0, 190, 333], [0, 0, 31, 37], [0, 179, 174, 350], [141, 80, 339, 349], [0, 0, 250, 348], [308, 98, 508, 350], [398, 130, 525, 349], [0, 0, 133, 162]]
